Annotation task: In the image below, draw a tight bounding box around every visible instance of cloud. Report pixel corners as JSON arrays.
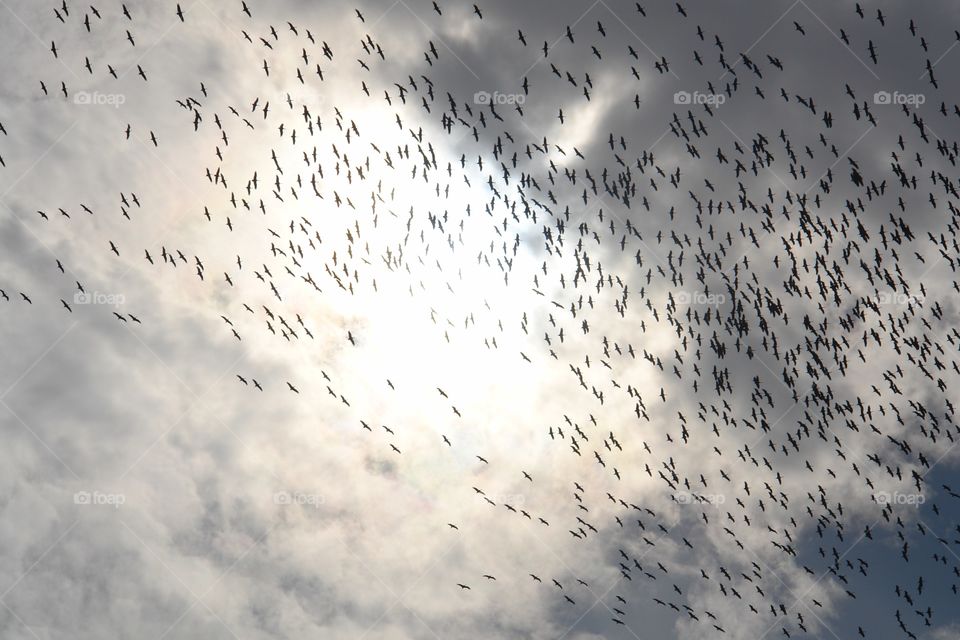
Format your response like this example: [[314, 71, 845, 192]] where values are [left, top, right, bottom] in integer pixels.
[[2, 1, 960, 639]]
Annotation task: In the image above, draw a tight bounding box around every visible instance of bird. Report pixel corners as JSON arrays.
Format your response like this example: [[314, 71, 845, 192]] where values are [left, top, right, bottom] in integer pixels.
[[6, 4, 960, 639]]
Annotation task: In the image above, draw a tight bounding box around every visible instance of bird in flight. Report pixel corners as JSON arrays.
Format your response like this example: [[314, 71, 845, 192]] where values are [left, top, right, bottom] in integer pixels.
[[5, 2, 960, 639]]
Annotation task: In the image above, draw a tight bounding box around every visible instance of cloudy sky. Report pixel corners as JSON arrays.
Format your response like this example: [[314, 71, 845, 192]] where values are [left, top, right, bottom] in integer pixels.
[[2, 0, 960, 638]]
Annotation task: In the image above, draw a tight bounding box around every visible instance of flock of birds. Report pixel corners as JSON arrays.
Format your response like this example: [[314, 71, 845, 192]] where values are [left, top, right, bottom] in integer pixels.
[[8, 0, 960, 638]]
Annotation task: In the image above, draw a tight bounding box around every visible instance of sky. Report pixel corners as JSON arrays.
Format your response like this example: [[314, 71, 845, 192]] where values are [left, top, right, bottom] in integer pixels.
[[2, 0, 960, 638]]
